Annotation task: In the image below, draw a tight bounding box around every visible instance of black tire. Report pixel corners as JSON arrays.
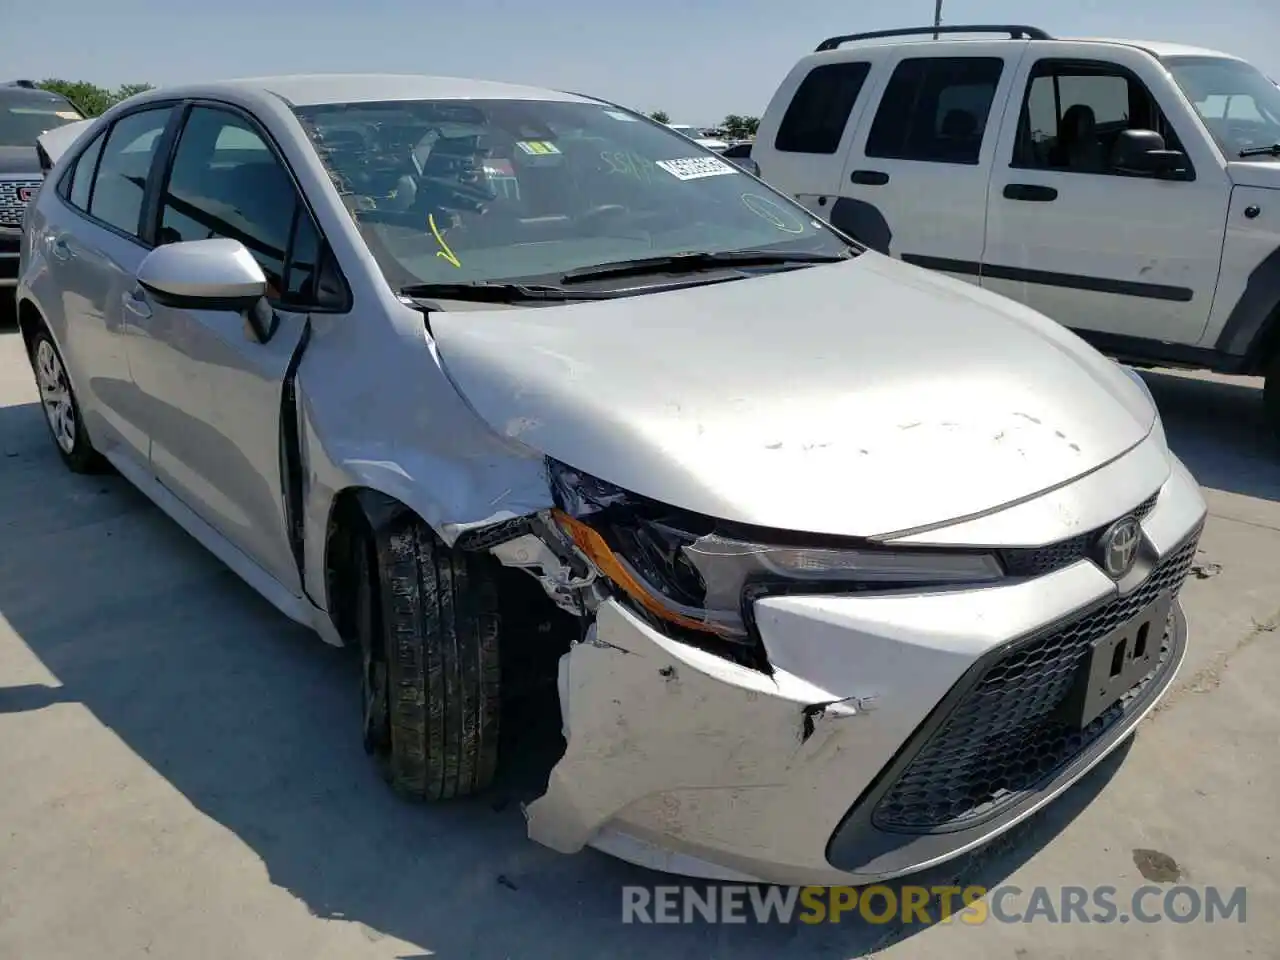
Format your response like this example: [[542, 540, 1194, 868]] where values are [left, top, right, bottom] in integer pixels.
[[356, 511, 502, 800], [1265, 351, 1280, 441], [28, 324, 107, 474]]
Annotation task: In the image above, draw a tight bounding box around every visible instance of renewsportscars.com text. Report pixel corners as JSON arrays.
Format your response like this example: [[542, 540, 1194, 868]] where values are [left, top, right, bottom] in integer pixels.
[[621, 884, 1247, 925]]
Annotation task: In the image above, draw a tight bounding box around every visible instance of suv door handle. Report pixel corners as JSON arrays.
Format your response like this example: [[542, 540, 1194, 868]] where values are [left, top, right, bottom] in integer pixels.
[[1003, 183, 1058, 202], [121, 288, 153, 320], [850, 169, 890, 186]]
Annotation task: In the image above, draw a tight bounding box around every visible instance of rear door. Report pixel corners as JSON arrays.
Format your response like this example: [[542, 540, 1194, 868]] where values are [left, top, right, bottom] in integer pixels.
[[753, 53, 883, 214], [832, 43, 1027, 281], [40, 105, 176, 468]]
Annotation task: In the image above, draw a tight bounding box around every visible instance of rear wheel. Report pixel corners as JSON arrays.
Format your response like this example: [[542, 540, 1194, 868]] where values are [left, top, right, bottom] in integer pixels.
[[1265, 350, 1280, 441], [28, 325, 106, 474], [355, 511, 502, 799]]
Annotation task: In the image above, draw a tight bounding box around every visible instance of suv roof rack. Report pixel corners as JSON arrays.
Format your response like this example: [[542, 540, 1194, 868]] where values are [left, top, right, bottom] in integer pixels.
[[4, 79, 38, 88], [816, 24, 1051, 51]]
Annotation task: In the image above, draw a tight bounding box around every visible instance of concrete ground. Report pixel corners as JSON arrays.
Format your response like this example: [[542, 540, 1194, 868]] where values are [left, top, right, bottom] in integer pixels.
[[0, 315, 1276, 959]]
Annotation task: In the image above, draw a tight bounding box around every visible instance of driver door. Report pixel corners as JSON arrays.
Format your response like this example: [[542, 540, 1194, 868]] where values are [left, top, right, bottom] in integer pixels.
[[125, 104, 332, 592], [981, 43, 1232, 346]]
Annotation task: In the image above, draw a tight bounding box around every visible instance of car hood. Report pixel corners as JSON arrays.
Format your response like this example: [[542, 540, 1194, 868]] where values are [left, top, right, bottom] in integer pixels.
[[1227, 160, 1280, 190], [0, 146, 39, 176], [431, 252, 1157, 539]]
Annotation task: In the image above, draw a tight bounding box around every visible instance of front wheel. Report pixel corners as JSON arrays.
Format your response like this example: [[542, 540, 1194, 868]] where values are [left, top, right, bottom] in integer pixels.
[[356, 511, 502, 800], [1265, 351, 1280, 442]]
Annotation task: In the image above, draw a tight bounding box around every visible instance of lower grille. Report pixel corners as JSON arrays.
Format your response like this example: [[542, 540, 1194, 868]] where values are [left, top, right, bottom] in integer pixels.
[[0, 178, 41, 229], [871, 527, 1200, 834]]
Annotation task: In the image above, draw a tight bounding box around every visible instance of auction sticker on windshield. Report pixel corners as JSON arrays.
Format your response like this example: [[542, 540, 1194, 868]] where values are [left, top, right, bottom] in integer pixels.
[[516, 140, 561, 155], [656, 156, 736, 181]]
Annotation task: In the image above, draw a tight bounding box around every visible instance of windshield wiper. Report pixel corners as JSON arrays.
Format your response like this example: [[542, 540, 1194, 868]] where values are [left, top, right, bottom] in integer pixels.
[[559, 249, 853, 285], [397, 281, 619, 303], [1239, 143, 1280, 158]]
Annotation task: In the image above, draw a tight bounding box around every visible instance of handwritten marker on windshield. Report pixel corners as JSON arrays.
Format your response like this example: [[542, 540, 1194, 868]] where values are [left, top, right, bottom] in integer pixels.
[[428, 213, 462, 269]]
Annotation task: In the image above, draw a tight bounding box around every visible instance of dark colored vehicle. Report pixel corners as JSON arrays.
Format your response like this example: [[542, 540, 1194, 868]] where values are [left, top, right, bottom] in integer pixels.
[[1, 82, 85, 289]]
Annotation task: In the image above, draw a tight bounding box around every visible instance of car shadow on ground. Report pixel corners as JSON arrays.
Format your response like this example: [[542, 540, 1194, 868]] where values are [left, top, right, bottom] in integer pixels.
[[0, 363, 1254, 958], [1136, 369, 1279, 502]]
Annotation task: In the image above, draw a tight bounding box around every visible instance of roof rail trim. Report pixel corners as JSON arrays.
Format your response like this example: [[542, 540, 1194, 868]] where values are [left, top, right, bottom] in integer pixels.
[[816, 24, 1050, 51]]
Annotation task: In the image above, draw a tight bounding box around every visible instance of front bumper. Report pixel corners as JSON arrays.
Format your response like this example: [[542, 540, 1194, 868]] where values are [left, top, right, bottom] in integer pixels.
[[0, 230, 20, 288], [525, 453, 1207, 886]]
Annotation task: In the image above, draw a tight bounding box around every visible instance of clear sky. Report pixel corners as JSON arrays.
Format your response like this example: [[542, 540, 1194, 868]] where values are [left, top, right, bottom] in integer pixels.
[[5, 0, 1277, 124]]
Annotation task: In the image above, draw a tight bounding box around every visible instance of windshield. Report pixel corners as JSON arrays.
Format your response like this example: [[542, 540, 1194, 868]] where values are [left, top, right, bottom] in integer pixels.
[[0, 94, 84, 148], [294, 98, 850, 288], [1164, 56, 1280, 158]]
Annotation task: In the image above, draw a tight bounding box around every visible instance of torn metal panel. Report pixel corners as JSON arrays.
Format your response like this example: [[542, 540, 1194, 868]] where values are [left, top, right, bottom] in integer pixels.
[[526, 601, 846, 857], [488, 530, 599, 614]]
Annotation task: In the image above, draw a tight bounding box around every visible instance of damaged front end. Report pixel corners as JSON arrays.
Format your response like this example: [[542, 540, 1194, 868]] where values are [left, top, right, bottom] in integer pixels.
[[464, 457, 1021, 883]]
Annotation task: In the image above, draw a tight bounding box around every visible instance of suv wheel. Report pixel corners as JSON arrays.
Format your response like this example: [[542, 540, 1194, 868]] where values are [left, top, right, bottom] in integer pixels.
[[1266, 351, 1280, 441], [29, 326, 106, 473], [355, 511, 502, 800]]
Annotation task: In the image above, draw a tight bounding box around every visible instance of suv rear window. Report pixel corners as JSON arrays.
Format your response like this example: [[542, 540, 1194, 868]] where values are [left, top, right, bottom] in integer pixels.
[[0, 90, 84, 148], [775, 62, 872, 154], [865, 57, 1005, 165]]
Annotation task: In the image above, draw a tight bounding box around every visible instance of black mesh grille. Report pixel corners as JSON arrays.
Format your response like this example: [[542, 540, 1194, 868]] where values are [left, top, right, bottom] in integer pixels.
[[871, 526, 1199, 834], [1000, 490, 1160, 578]]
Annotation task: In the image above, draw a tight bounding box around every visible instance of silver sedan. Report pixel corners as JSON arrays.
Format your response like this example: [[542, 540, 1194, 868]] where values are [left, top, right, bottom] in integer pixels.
[[18, 74, 1206, 886]]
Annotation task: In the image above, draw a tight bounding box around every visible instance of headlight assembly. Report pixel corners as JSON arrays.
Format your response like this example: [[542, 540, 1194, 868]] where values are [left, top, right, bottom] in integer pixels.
[[547, 460, 1004, 643]]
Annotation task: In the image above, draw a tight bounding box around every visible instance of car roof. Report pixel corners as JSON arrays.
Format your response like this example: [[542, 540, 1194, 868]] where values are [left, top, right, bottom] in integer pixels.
[[808, 34, 1242, 64], [184, 74, 595, 107], [0, 84, 76, 106], [1061, 37, 1242, 61]]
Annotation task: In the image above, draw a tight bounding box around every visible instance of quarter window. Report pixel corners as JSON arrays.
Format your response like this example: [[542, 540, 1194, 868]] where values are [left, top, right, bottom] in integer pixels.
[[157, 106, 336, 308], [865, 57, 1005, 165], [65, 131, 106, 211], [774, 62, 872, 154], [87, 107, 173, 237]]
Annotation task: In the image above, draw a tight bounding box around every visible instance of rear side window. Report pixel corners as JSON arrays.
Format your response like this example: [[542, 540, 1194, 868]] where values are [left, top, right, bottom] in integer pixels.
[[88, 107, 173, 237], [775, 62, 872, 154], [66, 131, 106, 211], [865, 57, 1005, 165]]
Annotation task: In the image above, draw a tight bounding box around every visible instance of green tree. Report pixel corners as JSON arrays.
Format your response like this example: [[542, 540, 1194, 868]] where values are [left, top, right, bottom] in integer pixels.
[[648, 109, 670, 124], [35, 80, 155, 117], [721, 114, 760, 140], [113, 82, 155, 103]]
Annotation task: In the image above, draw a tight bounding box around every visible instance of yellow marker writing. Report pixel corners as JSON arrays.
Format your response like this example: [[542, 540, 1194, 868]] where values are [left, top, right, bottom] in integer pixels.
[[428, 213, 461, 269]]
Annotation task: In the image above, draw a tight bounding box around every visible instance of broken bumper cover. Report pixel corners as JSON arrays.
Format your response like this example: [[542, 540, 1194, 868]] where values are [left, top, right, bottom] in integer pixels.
[[525, 459, 1205, 886]]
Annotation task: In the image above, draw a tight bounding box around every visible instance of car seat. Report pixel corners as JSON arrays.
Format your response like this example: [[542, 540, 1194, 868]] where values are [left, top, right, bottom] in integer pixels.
[[1052, 104, 1107, 173]]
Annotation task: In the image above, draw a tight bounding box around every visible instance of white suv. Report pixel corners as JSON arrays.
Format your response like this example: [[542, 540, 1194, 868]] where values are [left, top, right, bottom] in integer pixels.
[[752, 25, 1280, 434]]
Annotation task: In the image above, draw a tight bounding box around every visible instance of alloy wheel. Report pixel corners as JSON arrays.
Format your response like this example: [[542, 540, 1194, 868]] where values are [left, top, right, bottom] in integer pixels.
[[34, 339, 76, 454]]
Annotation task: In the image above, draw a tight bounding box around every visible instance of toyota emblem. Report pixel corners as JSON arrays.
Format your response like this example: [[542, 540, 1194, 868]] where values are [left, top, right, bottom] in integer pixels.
[[1097, 516, 1142, 579]]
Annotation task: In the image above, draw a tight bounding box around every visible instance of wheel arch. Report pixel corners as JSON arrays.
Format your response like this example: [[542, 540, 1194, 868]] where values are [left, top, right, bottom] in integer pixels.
[[1242, 300, 1280, 376], [16, 296, 45, 357], [322, 485, 413, 646]]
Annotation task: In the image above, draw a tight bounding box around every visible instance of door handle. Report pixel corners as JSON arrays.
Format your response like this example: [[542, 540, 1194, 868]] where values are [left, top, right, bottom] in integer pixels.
[[121, 288, 153, 320], [850, 169, 890, 186], [49, 236, 72, 261], [1003, 183, 1058, 202]]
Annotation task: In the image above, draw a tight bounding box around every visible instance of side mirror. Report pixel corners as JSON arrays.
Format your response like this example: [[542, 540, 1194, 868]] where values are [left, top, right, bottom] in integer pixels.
[[1110, 129, 1189, 179], [740, 158, 762, 177], [136, 238, 278, 342]]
